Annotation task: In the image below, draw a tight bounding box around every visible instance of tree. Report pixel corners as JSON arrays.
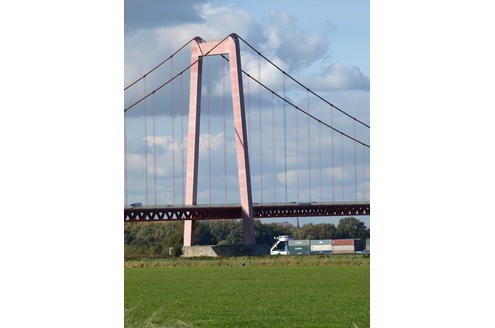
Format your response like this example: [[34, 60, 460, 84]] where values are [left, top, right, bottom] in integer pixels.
[[293, 223, 337, 240], [336, 217, 369, 239], [195, 222, 216, 245]]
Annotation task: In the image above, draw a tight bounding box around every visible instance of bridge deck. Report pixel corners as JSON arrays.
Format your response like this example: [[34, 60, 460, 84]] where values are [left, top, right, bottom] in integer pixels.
[[124, 202, 370, 222]]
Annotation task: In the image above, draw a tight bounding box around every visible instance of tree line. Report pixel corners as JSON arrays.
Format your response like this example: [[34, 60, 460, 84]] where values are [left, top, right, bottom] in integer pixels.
[[124, 217, 370, 259]]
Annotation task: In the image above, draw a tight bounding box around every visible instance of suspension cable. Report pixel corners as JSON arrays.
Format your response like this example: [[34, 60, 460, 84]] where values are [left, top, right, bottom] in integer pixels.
[[124, 111, 128, 205], [272, 91, 276, 203], [318, 110, 322, 202], [362, 145, 366, 201], [239, 68, 369, 148], [283, 75, 288, 202], [246, 73, 252, 165], [125, 35, 231, 113], [179, 72, 185, 204], [206, 58, 212, 204], [331, 106, 335, 202], [217, 54, 370, 148], [258, 56, 263, 203], [236, 35, 370, 129], [170, 59, 176, 204], [364, 145, 369, 201], [307, 90, 312, 202], [353, 119, 357, 201], [152, 92, 157, 205], [143, 77, 149, 205], [340, 132, 344, 201], [124, 37, 196, 91], [296, 98, 300, 202], [222, 58, 227, 204]]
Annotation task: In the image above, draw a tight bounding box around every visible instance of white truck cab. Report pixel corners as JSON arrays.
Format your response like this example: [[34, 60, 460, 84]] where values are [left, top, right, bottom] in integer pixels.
[[270, 235, 292, 255]]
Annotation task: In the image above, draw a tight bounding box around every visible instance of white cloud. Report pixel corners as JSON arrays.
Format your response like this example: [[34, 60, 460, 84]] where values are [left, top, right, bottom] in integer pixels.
[[196, 3, 258, 40], [126, 152, 169, 176], [199, 133, 225, 156], [145, 135, 185, 152], [124, 3, 334, 89], [308, 63, 370, 91], [260, 12, 329, 69]]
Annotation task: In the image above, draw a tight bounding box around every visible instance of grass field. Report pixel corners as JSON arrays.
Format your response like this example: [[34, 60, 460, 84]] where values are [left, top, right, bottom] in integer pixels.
[[125, 256, 369, 328]]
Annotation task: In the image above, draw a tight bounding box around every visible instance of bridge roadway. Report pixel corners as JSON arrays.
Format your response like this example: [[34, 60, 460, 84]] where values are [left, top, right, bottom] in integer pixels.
[[124, 202, 370, 222]]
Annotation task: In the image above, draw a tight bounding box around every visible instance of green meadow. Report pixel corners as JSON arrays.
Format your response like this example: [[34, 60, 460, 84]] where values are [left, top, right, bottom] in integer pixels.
[[125, 256, 369, 328]]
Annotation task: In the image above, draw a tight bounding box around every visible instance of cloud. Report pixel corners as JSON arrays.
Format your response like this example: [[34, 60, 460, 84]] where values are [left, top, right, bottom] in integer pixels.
[[145, 135, 185, 153], [198, 133, 225, 156], [260, 12, 329, 69], [124, 3, 260, 88], [308, 63, 370, 91], [195, 3, 261, 40], [124, 3, 334, 88]]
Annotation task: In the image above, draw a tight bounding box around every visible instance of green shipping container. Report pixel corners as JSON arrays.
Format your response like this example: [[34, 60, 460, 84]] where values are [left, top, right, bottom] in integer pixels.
[[288, 245, 310, 254]]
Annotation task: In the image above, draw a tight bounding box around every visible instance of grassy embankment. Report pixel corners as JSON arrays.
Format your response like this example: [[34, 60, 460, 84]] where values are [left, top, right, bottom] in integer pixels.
[[125, 255, 369, 328]]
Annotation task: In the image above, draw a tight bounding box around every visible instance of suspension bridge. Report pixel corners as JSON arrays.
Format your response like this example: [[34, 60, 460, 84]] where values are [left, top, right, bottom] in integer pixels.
[[124, 33, 370, 246]]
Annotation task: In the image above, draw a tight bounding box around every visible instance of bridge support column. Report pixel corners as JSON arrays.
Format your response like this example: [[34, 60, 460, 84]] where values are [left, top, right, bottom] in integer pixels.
[[183, 34, 256, 246]]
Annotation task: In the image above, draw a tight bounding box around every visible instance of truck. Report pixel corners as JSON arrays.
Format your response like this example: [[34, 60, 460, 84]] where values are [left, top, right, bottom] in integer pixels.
[[270, 236, 365, 255], [270, 235, 291, 255], [270, 236, 332, 255]]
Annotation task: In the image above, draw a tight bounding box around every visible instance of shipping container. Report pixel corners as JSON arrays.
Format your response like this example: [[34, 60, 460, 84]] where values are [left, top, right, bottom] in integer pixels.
[[354, 239, 364, 252], [332, 239, 355, 246], [271, 236, 369, 256], [332, 244, 355, 254], [310, 244, 332, 252], [288, 239, 310, 246], [310, 239, 332, 245], [288, 245, 310, 255]]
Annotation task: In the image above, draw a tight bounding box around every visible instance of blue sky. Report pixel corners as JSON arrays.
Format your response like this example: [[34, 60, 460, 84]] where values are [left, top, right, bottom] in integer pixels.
[[230, 0, 370, 75], [124, 0, 370, 227]]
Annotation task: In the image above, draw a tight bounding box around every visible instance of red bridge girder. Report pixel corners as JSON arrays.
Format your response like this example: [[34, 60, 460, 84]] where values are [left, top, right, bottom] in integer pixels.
[[124, 202, 370, 222]]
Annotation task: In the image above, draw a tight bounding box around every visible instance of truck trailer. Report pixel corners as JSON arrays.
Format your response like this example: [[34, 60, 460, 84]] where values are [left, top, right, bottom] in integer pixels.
[[270, 236, 365, 255]]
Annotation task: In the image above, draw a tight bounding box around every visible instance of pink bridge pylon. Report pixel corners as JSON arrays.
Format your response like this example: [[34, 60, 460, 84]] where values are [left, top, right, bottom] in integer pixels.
[[183, 33, 255, 246]]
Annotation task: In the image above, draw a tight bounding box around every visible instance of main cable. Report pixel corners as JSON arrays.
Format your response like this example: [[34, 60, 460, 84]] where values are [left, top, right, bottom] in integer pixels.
[[218, 55, 370, 149], [124, 37, 195, 91], [236, 35, 370, 129], [240, 65, 369, 148], [125, 35, 231, 113]]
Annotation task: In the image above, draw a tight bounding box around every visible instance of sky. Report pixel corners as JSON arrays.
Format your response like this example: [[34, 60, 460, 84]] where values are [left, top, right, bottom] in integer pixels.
[[124, 0, 370, 227]]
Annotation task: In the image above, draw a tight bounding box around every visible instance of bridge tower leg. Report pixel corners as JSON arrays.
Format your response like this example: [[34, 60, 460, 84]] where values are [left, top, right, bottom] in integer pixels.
[[183, 34, 256, 246]]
